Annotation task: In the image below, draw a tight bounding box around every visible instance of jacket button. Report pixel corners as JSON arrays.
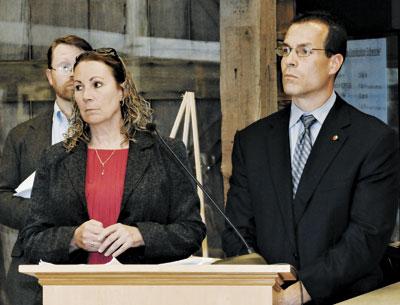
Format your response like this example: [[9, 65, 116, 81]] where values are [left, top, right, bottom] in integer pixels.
[[293, 253, 299, 260]]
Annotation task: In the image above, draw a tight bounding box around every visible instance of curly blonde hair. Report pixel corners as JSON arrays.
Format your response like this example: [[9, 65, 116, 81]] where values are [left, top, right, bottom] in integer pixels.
[[64, 49, 152, 151]]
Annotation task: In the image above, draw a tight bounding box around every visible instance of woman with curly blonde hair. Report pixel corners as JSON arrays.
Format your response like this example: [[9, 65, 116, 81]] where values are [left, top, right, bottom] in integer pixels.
[[65, 48, 152, 151], [21, 48, 206, 267]]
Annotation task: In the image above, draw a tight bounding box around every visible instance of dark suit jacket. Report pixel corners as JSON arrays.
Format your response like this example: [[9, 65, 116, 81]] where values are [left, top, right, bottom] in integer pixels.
[[0, 110, 53, 305], [21, 130, 206, 265], [222, 96, 399, 304], [0, 110, 52, 233]]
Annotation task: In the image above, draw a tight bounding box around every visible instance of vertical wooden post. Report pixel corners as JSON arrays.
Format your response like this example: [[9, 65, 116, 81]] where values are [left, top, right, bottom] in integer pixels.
[[220, 0, 278, 197]]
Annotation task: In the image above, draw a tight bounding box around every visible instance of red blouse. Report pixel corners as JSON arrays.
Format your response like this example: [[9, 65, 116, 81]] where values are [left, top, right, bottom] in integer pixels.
[[85, 148, 129, 264]]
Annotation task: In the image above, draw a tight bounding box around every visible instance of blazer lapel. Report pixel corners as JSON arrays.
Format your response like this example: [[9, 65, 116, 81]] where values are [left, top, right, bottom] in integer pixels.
[[266, 107, 297, 252], [65, 141, 88, 209], [293, 98, 350, 224], [120, 132, 154, 211], [63, 132, 154, 213], [28, 110, 52, 154]]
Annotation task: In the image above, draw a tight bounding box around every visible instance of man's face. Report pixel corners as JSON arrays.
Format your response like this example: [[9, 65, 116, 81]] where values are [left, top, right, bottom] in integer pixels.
[[46, 44, 85, 101], [281, 21, 334, 101]]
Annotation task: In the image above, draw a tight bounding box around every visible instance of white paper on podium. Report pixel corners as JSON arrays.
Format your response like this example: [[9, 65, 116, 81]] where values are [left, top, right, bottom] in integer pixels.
[[39, 260, 55, 266], [105, 257, 122, 265], [161, 256, 219, 265], [14, 172, 36, 199]]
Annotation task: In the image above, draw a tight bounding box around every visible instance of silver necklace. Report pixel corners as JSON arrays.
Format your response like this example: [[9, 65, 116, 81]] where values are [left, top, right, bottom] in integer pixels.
[[94, 149, 116, 175]]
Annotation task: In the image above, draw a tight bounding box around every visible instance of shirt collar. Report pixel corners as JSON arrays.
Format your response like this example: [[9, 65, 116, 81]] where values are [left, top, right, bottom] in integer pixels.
[[53, 101, 68, 123], [289, 91, 336, 128]]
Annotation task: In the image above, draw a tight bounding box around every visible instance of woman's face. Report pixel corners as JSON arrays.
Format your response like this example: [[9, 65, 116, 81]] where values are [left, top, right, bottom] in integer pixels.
[[73, 60, 123, 127]]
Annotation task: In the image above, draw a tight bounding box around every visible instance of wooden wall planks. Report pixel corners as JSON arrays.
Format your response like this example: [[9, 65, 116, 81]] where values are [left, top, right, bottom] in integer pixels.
[[190, 0, 219, 41], [0, 4, 222, 303], [0, 0, 29, 60], [0, 0, 219, 60], [147, 0, 189, 39], [89, 0, 126, 33]]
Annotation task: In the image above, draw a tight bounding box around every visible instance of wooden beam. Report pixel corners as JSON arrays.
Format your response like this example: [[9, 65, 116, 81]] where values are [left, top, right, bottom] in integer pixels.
[[277, 0, 296, 40], [220, 0, 278, 197]]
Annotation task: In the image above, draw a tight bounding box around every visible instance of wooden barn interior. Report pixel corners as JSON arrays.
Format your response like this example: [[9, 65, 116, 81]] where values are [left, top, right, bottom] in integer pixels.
[[0, 1, 399, 304]]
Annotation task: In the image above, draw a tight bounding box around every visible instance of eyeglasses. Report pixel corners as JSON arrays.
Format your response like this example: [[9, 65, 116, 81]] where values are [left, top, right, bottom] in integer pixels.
[[50, 63, 73, 75], [275, 44, 327, 57]]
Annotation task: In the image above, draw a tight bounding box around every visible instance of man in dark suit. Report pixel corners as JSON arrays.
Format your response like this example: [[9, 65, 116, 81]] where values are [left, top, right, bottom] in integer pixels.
[[222, 12, 399, 305], [0, 35, 92, 305]]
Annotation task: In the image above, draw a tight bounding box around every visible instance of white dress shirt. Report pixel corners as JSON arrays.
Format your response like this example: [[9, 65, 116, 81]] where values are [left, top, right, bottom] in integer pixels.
[[289, 92, 337, 161], [51, 102, 69, 145], [15, 102, 70, 198]]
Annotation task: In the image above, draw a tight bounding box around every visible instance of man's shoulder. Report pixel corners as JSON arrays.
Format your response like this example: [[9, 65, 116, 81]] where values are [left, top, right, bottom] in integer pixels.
[[8, 110, 53, 138], [339, 97, 394, 135], [238, 106, 289, 137], [39, 141, 74, 169]]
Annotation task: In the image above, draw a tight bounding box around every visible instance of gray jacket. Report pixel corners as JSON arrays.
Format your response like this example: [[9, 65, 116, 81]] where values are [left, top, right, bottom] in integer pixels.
[[0, 110, 52, 305], [21, 130, 206, 264]]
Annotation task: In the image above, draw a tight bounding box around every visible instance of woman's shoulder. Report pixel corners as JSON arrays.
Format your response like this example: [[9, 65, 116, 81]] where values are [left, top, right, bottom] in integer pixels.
[[162, 136, 185, 150], [135, 130, 185, 150], [41, 141, 83, 166]]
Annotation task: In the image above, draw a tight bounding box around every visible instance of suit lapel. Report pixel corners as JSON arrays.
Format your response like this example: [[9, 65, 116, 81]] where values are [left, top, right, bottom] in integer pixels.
[[65, 141, 88, 209], [293, 97, 350, 224], [28, 110, 52, 154], [120, 132, 153, 211], [266, 106, 297, 251], [63, 132, 154, 212]]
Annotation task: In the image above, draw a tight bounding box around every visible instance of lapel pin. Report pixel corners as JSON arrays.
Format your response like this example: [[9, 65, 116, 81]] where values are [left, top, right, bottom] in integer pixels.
[[331, 134, 339, 141]]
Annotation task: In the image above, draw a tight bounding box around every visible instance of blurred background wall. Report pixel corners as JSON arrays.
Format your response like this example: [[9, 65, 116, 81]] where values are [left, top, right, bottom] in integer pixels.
[[0, 2, 223, 304]]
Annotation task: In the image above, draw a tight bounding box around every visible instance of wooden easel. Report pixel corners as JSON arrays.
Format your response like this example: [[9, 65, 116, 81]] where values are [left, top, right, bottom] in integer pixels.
[[170, 92, 208, 257]]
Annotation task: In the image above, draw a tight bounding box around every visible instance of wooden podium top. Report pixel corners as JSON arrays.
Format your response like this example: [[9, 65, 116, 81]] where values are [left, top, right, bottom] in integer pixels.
[[20, 264, 297, 305], [336, 282, 400, 305], [20, 264, 296, 286]]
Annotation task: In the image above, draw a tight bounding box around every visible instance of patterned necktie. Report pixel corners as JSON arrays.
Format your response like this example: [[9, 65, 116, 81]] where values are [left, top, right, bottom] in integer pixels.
[[292, 114, 317, 197]]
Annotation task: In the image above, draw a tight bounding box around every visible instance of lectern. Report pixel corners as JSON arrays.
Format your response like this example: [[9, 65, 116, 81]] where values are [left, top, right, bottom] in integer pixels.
[[20, 264, 296, 305]]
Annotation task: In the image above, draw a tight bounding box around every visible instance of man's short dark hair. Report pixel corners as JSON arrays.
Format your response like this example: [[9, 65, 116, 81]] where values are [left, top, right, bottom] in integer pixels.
[[291, 11, 347, 61], [47, 35, 93, 69]]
